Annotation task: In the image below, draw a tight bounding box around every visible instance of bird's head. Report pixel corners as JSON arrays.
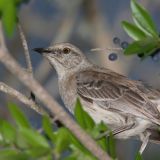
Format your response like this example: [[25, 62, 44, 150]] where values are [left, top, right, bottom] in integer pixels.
[[34, 43, 89, 77]]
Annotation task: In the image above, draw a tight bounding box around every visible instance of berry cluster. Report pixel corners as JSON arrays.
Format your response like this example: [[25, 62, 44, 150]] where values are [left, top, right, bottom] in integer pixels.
[[109, 37, 160, 62], [108, 37, 129, 61]]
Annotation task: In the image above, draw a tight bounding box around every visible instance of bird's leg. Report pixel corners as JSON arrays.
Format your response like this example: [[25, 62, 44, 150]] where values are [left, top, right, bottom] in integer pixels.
[[139, 131, 151, 154], [96, 122, 135, 140], [30, 91, 36, 102]]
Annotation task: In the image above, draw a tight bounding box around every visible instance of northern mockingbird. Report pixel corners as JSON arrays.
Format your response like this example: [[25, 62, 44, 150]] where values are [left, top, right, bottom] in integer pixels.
[[34, 43, 160, 154]]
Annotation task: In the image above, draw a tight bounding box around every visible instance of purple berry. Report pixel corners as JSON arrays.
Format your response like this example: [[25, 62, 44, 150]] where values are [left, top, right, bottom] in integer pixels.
[[151, 49, 160, 61], [121, 41, 129, 49], [108, 53, 118, 61], [113, 37, 121, 45], [152, 54, 159, 61]]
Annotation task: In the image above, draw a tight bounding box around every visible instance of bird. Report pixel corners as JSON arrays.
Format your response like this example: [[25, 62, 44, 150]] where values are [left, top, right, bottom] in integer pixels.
[[34, 42, 160, 154]]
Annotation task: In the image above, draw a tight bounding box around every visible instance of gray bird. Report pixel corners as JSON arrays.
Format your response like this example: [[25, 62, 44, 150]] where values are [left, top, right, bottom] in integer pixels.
[[34, 43, 160, 154]]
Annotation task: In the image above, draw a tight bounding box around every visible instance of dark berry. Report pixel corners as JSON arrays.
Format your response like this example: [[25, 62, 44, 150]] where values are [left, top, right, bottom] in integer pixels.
[[150, 49, 160, 61], [152, 54, 159, 61], [137, 53, 144, 58], [113, 37, 121, 45], [108, 53, 118, 61], [30, 92, 36, 101], [121, 41, 129, 49]]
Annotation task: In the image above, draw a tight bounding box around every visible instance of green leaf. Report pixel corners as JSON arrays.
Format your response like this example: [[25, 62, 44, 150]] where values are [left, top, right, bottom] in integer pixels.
[[19, 127, 49, 148], [107, 132, 116, 159], [92, 122, 108, 151], [0, 0, 6, 11], [42, 115, 55, 142], [26, 147, 51, 158], [0, 149, 29, 160], [136, 152, 143, 160], [64, 154, 78, 160], [0, 120, 16, 144], [74, 99, 95, 130], [69, 132, 87, 152], [83, 111, 95, 131], [40, 155, 52, 160], [15, 131, 30, 149], [62, 128, 94, 157], [54, 127, 71, 154], [0, 0, 30, 36], [8, 103, 30, 128], [124, 41, 143, 55], [131, 0, 158, 37], [122, 21, 146, 40], [14, 0, 30, 5], [74, 99, 86, 129], [124, 38, 158, 56], [1, 1, 17, 36]]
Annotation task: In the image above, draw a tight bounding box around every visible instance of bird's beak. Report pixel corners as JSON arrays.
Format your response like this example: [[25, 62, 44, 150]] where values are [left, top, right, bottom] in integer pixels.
[[33, 48, 47, 54]]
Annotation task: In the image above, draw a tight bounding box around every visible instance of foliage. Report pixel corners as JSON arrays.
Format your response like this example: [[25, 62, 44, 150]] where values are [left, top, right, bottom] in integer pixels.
[[0, 0, 29, 36], [122, 0, 160, 59], [136, 152, 143, 160], [0, 101, 117, 160]]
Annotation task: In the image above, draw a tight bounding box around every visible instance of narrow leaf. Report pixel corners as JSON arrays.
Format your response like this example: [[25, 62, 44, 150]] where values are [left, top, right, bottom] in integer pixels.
[[19, 127, 49, 148], [74, 99, 87, 129], [136, 152, 143, 160], [0, 149, 29, 160], [54, 127, 70, 154], [16, 131, 30, 149], [124, 41, 143, 55], [108, 132, 116, 159], [8, 103, 30, 128], [74, 99, 95, 130], [124, 38, 158, 56], [93, 122, 108, 151], [0, 120, 16, 144], [2, 2, 17, 36], [69, 131, 88, 153], [122, 21, 146, 40], [131, 0, 158, 37], [42, 115, 55, 142], [27, 147, 51, 158]]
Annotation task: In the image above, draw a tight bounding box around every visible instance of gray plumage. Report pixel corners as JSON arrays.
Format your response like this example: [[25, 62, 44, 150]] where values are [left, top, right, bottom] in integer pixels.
[[34, 43, 160, 153]]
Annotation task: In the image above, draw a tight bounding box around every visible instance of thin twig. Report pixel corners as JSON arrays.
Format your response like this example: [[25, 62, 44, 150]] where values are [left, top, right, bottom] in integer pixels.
[[18, 23, 37, 102], [0, 82, 47, 115], [18, 24, 33, 75], [91, 47, 122, 52]]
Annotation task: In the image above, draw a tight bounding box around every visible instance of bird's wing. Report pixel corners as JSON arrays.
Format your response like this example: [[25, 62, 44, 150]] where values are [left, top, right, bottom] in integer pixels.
[[76, 70, 160, 123]]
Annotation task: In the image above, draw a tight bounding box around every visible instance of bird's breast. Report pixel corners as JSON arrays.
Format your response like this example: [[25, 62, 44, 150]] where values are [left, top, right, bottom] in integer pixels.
[[58, 75, 78, 112]]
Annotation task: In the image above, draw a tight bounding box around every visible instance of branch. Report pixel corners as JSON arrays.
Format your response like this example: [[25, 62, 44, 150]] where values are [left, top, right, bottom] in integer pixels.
[[18, 24, 33, 75], [0, 82, 47, 115], [0, 24, 111, 160]]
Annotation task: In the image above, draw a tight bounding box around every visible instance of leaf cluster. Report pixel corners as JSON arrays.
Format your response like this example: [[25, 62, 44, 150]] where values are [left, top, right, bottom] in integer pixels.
[[0, 100, 116, 160], [122, 0, 160, 58]]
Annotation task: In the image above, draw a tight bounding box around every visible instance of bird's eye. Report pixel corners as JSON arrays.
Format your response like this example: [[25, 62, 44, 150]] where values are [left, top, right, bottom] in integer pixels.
[[63, 47, 70, 54]]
